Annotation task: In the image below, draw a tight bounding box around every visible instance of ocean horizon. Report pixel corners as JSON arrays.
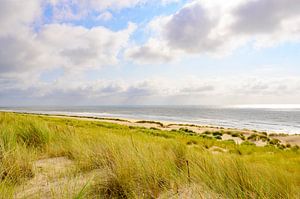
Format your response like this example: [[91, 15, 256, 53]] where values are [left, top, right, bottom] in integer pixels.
[[2, 105, 300, 135]]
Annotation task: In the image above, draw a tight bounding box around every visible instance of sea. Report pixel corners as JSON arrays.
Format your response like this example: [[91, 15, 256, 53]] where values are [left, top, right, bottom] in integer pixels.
[[1, 105, 300, 135]]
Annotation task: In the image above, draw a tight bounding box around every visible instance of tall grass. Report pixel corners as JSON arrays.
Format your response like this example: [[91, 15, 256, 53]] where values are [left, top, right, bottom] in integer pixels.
[[0, 112, 299, 198]]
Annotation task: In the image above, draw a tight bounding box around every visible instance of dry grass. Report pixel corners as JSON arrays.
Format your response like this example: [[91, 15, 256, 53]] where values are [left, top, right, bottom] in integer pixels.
[[0, 112, 299, 198]]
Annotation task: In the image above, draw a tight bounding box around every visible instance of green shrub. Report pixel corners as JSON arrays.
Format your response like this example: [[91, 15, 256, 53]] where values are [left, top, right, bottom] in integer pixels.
[[291, 145, 299, 152], [241, 141, 255, 146], [212, 131, 222, 136], [214, 135, 222, 140], [179, 128, 195, 134], [203, 131, 211, 135], [247, 134, 259, 141], [268, 139, 281, 146]]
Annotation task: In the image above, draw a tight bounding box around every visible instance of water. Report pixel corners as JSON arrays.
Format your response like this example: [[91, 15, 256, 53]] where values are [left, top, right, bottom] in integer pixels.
[[1, 105, 300, 134]]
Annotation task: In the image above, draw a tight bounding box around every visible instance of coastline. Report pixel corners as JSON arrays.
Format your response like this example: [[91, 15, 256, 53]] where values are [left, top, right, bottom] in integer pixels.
[[1, 111, 299, 198], [1, 106, 300, 135], [2, 110, 300, 147]]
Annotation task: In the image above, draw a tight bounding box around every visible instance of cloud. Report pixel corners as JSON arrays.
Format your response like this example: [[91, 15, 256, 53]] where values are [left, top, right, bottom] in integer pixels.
[[161, 0, 180, 5], [1, 0, 299, 106], [232, 0, 300, 34], [128, 0, 300, 64], [48, 0, 178, 21], [0, 22, 136, 77], [38, 22, 136, 70], [125, 38, 178, 64], [0, 0, 137, 99], [96, 11, 113, 21], [0, 0, 42, 36], [0, 35, 41, 74], [49, 0, 144, 11], [163, 2, 220, 53], [48, 0, 143, 21], [2, 74, 299, 106], [0, 3, 136, 75]]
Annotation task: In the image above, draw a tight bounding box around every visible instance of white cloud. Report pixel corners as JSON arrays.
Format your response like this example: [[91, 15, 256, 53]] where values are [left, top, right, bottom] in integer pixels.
[[161, 0, 180, 5], [0, 22, 136, 76], [125, 38, 178, 64], [2, 74, 300, 105], [0, 0, 137, 97], [128, 0, 300, 64], [49, 0, 143, 19], [96, 11, 113, 21], [1, 0, 300, 105], [39, 22, 136, 70], [48, 0, 178, 21], [0, 0, 42, 36]]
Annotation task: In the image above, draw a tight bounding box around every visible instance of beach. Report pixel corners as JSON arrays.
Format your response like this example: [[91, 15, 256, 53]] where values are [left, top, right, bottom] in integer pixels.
[[2, 110, 300, 147], [0, 111, 299, 198], [1, 105, 300, 134]]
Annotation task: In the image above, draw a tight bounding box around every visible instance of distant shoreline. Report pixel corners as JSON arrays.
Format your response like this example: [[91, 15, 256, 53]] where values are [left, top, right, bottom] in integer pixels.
[[1, 108, 300, 135], [1, 110, 300, 147]]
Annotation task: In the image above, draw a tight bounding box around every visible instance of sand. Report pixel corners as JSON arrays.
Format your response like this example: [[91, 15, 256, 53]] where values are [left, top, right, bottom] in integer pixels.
[[5, 111, 300, 147], [47, 114, 300, 147]]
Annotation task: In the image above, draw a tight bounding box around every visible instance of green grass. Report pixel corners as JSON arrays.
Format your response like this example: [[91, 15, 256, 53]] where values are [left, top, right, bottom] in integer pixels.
[[0, 112, 299, 198], [135, 120, 164, 127]]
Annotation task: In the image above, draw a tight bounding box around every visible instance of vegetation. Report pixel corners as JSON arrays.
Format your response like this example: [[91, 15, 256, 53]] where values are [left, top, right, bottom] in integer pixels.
[[0, 112, 299, 198], [135, 120, 164, 127]]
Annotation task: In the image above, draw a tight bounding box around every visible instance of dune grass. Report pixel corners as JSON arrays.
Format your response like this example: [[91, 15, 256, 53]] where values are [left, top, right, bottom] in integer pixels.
[[0, 112, 299, 198]]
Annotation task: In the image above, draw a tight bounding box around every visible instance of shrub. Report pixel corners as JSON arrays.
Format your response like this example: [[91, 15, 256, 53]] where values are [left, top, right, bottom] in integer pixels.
[[212, 131, 222, 136], [291, 145, 299, 152], [261, 132, 268, 136], [214, 135, 222, 140], [241, 141, 255, 146], [179, 128, 195, 134], [231, 133, 240, 137], [268, 139, 281, 146], [136, 120, 164, 127], [247, 134, 259, 141], [150, 127, 159, 130]]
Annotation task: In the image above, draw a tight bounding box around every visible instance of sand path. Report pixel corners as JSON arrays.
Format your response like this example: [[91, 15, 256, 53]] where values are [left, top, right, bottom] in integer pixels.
[[15, 157, 95, 199]]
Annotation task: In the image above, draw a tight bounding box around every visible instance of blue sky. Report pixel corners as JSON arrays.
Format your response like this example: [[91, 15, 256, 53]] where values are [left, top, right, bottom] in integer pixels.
[[0, 0, 300, 106]]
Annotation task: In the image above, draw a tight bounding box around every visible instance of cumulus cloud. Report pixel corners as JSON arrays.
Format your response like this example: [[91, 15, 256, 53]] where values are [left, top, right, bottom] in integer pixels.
[[38, 22, 136, 70], [232, 0, 300, 34], [0, 0, 136, 76], [0, 0, 137, 103], [1, 0, 299, 106], [0, 0, 42, 36], [164, 2, 220, 53], [125, 38, 178, 64], [0, 23, 136, 76], [128, 0, 300, 63]]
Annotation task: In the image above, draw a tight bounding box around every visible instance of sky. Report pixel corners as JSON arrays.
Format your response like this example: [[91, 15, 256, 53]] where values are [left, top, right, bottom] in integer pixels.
[[0, 0, 300, 106]]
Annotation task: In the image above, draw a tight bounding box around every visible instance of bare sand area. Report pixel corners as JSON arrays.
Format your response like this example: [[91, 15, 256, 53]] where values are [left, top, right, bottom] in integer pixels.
[[43, 114, 300, 147]]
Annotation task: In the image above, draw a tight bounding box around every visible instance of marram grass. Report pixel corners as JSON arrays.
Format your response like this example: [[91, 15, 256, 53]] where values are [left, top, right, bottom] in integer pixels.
[[0, 112, 299, 198]]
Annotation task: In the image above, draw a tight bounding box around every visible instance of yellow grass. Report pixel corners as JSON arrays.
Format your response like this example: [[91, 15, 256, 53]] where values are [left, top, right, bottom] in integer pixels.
[[0, 112, 299, 198]]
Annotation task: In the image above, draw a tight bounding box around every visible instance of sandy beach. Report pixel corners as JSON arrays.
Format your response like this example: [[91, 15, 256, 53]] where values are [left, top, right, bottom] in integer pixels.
[[10, 111, 300, 147], [1, 111, 300, 198]]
